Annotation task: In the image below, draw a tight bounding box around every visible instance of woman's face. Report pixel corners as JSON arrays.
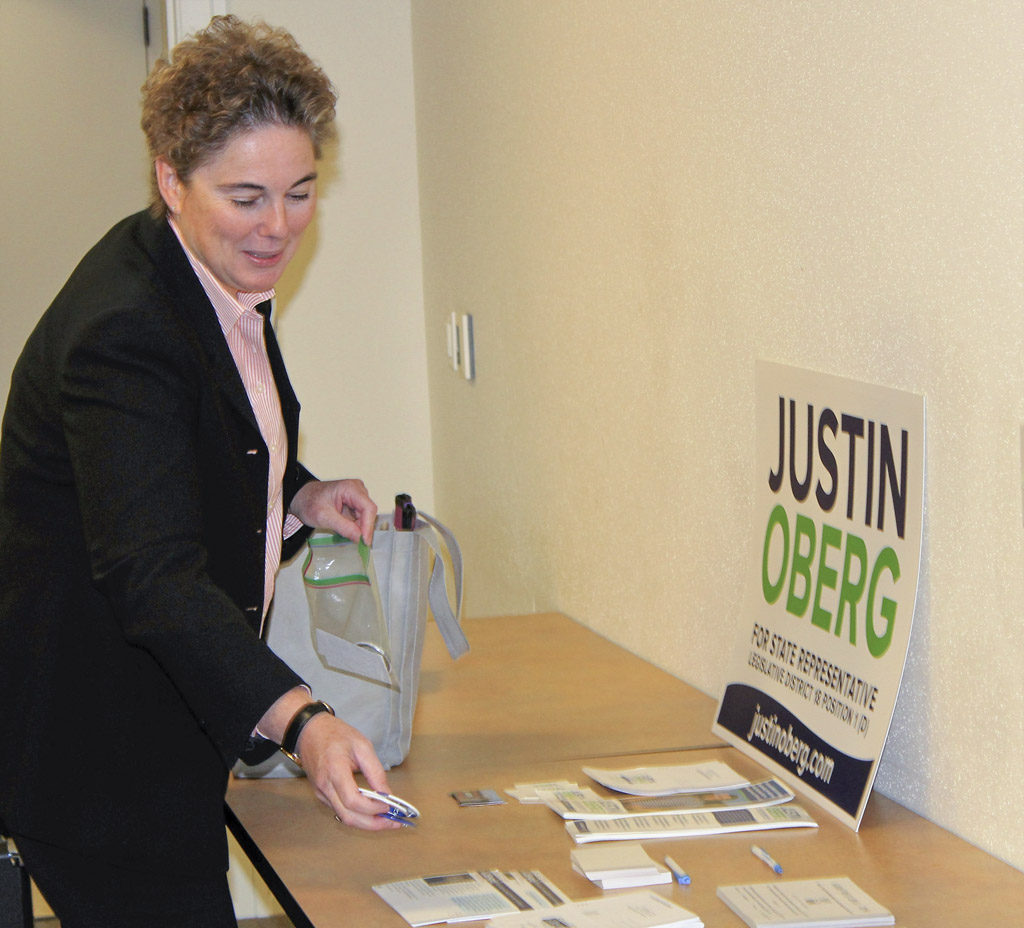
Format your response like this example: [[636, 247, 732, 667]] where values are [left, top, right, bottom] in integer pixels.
[[156, 124, 317, 294]]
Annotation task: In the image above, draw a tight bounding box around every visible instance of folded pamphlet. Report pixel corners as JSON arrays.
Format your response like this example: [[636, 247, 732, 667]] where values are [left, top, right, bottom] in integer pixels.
[[372, 870, 569, 926], [482, 889, 703, 928], [544, 777, 794, 820], [582, 760, 748, 796], [566, 804, 817, 843], [716, 877, 894, 928]]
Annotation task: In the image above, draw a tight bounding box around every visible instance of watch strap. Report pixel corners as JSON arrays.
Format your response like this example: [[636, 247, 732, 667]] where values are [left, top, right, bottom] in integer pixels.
[[280, 700, 335, 766]]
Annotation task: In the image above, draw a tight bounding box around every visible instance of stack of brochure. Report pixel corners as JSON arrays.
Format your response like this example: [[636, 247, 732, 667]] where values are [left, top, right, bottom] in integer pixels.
[[716, 877, 895, 928], [482, 889, 703, 928], [542, 777, 795, 820], [570, 844, 672, 889], [566, 804, 818, 844], [581, 760, 751, 795], [540, 761, 817, 844], [372, 870, 569, 926]]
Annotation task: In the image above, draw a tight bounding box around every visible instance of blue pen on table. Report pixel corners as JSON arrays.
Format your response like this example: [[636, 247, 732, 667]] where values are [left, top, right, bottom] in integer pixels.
[[663, 856, 691, 885], [750, 844, 783, 875]]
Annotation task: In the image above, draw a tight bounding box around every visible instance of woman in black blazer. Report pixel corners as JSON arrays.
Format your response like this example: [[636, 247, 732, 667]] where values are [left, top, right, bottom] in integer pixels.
[[0, 17, 401, 927]]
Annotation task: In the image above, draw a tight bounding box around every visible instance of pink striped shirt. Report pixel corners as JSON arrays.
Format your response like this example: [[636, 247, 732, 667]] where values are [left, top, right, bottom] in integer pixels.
[[169, 219, 301, 620]]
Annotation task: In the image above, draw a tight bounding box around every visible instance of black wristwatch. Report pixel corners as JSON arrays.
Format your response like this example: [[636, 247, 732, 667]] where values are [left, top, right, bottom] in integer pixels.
[[280, 700, 335, 766]]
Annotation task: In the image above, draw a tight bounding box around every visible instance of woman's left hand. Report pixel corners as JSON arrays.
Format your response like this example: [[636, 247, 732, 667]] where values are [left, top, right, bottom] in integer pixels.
[[289, 478, 378, 543]]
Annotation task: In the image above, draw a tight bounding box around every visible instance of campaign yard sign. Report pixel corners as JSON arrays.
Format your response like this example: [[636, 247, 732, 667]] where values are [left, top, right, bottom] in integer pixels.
[[713, 361, 925, 829]]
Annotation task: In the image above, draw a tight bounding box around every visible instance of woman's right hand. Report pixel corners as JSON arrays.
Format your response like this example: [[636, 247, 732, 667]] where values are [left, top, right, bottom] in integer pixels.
[[294, 710, 403, 830], [256, 686, 401, 830]]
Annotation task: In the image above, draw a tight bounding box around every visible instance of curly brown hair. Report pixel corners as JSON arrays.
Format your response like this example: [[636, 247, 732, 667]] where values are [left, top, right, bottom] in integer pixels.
[[141, 15, 337, 217]]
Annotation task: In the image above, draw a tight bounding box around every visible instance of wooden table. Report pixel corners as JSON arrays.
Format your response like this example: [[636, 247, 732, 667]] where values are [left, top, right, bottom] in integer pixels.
[[227, 614, 1024, 927], [408, 612, 725, 763]]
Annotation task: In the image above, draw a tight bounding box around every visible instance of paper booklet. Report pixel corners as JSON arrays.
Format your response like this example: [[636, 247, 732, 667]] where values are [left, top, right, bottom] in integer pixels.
[[542, 777, 794, 820], [372, 870, 569, 926], [582, 760, 749, 796], [570, 843, 672, 889], [566, 804, 818, 843], [482, 889, 704, 928], [716, 877, 894, 928]]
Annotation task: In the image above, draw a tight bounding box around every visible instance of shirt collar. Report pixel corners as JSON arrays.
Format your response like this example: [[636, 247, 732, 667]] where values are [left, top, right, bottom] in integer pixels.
[[167, 217, 275, 335]]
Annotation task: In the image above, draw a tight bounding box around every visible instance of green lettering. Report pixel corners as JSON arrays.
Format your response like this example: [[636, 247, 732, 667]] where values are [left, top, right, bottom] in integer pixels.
[[835, 532, 867, 645], [866, 546, 900, 657], [762, 504, 789, 604], [786, 513, 816, 617], [811, 523, 842, 631]]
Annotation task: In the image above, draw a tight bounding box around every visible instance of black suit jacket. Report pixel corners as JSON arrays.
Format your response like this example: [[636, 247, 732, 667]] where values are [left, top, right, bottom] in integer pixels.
[[0, 211, 312, 875]]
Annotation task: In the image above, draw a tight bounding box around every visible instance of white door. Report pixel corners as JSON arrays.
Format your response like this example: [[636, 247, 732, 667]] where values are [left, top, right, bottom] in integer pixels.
[[0, 0, 152, 420]]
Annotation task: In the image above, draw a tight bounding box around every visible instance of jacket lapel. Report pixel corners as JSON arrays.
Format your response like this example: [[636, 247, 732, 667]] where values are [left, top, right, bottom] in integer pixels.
[[261, 306, 302, 462], [142, 214, 261, 433]]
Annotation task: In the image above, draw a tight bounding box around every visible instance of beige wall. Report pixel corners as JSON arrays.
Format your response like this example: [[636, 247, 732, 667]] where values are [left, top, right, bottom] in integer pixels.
[[412, 1, 1024, 870]]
